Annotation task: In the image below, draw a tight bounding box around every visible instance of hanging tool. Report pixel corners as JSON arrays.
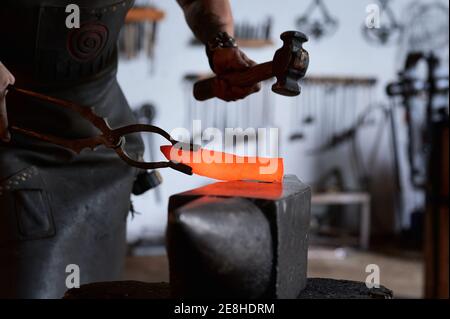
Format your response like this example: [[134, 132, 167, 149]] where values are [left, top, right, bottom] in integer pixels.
[[193, 31, 309, 101], [308, 103, 382, 155], [303, 82, 314, 124], [234, 17, 273, 41], [118, 4, 164, 71], [264, 17, 273, 41], [289, 87, 305, 141], [296, 0, 339, 40]]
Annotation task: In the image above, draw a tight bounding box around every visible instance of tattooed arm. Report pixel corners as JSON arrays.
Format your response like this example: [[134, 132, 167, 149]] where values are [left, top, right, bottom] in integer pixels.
[[177, 0, 260, 101], [0, 61, 15, 142], [176, 0, 233, 44]]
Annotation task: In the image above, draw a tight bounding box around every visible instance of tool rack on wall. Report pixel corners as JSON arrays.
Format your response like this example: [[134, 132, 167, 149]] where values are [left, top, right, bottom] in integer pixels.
[[289, 75, 383, 189], [118, 6, 165, 63], [183, 73, 276, 149], [125, 6, 165, 23], [289, 75, 378, 145], [189, 17, 274, 48]]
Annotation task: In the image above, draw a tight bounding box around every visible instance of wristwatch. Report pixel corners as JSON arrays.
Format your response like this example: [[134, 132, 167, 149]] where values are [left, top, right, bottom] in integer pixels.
[[206, 32, 238, 72]]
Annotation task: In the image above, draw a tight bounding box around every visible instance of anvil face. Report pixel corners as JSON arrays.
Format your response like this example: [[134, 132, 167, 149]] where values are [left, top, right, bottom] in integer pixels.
[[167, 175, 311, 299]]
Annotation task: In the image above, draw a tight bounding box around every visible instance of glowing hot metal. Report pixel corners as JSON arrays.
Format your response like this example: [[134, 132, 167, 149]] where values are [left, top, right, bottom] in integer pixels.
[[160, 145, 284, 183]]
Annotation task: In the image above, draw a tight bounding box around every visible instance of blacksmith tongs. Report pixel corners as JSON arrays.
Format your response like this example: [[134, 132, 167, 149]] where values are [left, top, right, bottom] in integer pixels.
[[7, 86, 194, 175]]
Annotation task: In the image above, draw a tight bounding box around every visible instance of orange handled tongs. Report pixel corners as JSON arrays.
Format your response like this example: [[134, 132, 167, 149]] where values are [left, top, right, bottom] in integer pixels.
[[7, 86, 196, 175]]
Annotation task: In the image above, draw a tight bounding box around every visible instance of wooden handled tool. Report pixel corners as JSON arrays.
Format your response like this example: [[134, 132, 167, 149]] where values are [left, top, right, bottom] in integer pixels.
[[194, 31, 309, 101]]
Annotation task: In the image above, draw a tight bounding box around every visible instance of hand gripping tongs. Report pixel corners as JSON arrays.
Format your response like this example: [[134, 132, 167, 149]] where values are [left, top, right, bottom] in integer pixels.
[[7, 86, 195, 175]]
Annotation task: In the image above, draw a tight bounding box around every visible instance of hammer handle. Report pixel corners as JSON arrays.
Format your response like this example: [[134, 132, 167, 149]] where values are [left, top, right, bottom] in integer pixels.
[[193, 61, 273, 101]]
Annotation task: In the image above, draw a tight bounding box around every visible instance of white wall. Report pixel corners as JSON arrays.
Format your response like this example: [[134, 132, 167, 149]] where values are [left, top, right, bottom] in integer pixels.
[[118, 0, 447, 240]]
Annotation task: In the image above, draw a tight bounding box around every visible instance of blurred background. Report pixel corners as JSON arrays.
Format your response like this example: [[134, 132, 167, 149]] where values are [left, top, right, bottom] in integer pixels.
[[117, 0, 449, 299]]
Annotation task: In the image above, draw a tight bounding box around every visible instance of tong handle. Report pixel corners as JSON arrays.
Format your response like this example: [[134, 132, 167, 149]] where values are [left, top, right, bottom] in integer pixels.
[[8, 86, 113, 134], [7, 86, 196, 175]]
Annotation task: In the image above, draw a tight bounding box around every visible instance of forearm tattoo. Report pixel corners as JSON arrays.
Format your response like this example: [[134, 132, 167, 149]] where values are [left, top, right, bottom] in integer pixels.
[[178, 0, 227, 44]]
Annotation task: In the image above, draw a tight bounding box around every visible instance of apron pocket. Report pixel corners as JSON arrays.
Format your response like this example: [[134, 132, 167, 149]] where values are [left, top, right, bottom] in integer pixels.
[[15, 189, 54, 240], [0, 166, 55, 242]]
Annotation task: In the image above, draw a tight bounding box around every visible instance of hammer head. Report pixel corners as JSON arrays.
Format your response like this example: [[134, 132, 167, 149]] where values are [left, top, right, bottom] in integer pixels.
[[272, 31, 309, 97]]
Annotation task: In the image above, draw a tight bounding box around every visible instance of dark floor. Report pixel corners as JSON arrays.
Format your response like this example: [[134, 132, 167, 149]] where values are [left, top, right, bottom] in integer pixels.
[[122, 245, 423, 299]]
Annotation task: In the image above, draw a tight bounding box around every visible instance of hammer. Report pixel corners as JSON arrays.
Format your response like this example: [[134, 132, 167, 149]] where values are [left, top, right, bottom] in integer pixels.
[[193, 31, 309, 101]]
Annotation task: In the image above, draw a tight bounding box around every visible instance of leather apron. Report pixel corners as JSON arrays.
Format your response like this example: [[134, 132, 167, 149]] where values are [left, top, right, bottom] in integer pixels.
[[0, 0, 144, 298]]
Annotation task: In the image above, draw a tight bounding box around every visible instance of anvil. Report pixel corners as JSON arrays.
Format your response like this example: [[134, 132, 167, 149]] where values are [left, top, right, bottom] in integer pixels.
[[167, 175, 311, 299]]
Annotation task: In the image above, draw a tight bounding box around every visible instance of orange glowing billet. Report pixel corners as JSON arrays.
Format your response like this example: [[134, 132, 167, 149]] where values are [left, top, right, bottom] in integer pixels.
[[160, 145, 283, 183]]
